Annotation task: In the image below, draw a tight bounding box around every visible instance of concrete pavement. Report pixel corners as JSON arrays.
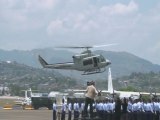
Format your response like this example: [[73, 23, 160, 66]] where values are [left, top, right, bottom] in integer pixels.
[[0, 110, 52, 120]]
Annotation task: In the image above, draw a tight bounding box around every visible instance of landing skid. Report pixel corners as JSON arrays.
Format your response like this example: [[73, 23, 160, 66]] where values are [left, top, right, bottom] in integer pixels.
[[82, 68, 106, 75]]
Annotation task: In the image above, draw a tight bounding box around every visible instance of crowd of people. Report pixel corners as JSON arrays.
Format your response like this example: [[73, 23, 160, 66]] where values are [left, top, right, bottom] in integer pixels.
[[52, 81, 160, 120]]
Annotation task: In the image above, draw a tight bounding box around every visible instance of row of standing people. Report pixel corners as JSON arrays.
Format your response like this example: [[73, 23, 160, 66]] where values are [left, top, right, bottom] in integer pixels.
[[53, 97, 160, 120], [53, 80, 160, 120]]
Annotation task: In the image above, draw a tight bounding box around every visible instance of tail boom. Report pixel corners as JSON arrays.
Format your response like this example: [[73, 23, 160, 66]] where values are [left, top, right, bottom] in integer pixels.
[[38, 55, 75, 70], [38, 55, 48, 68]]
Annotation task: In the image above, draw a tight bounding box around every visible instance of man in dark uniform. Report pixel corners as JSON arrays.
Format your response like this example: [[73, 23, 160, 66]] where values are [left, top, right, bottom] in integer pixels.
[[114, 97, 122, 120]]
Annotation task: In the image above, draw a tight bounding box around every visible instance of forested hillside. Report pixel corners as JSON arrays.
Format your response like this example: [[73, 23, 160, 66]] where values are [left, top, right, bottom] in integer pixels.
[[0, 48, 160, 79], [0, 61, 78, 96], [96, 71, 160, 93], [0, 60, 160, 95], [0, 48, 160, 95]]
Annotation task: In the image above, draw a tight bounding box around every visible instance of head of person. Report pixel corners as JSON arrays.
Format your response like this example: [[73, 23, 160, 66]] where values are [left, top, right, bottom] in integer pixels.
[[62, 98, 65, 103], [87, 81, 90, 86], [91, 81, 95, 86], [116, 97, 121, 103], [53, 100, 57, 104]]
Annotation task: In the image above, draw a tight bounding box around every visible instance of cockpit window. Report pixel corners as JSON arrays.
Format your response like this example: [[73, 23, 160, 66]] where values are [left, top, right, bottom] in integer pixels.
[[83, 59, 93, 66], [100, 55, 105, 62]]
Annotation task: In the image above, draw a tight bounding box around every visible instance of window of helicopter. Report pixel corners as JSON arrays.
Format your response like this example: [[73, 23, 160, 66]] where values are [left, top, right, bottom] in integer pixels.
[[83, 59, 93, 66], [100, 55, 105, 62], [95, 57, 99, 63], [97, 57, 99, 63]]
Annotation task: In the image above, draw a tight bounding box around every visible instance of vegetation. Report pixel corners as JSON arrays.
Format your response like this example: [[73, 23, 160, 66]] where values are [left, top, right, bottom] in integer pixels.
[[96, 71, 160, 93], [114, 71, 160, 92], [0, 48, 160, 79], [0, 61, 78, 96], [119, 86, 138, 92], [0, 58, 160, 96]]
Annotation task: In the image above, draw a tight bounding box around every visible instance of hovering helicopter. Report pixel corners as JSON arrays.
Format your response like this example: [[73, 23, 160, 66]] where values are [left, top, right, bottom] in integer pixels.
[[38, 45, 112, 75]]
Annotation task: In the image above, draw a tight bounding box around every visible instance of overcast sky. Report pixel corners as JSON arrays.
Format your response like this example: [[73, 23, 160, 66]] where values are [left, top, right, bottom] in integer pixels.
[[0, 0, 160, 64]]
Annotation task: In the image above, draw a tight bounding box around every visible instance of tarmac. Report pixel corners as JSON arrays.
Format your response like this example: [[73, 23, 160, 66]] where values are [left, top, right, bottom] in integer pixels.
[[0, 110, 52, 120]]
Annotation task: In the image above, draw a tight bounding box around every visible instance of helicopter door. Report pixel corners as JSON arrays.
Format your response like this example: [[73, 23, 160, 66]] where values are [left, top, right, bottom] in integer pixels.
[[93, 57, 98, 67]]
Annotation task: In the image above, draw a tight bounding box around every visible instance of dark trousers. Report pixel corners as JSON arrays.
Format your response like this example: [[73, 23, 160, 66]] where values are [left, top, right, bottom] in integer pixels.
[[155, 111, 159, 120], [104, 111, 108, 120], [128, 112, 134, 120], [97, 110, 101, 118], [68, 111, 72, 120], [74, 111, 79, 120], [81, 110, 85, 117], [133, 111, 137, 120], [137, 111, 143, 120], [53, 110, 56, 120], [61, 111, 65, 120], [144, 111, 153, 120], [121, 113, 127, 120], [114, 112, 121, 120], [107, 112, 113, 120], [84, 97, 94, 118]]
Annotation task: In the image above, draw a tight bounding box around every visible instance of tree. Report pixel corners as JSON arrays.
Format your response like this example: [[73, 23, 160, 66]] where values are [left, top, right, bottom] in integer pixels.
[[119, 86, 138, 92]]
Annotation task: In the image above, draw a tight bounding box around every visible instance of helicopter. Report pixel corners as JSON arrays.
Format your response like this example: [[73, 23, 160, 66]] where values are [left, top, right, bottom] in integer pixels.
[[38, 45, 112, 75]]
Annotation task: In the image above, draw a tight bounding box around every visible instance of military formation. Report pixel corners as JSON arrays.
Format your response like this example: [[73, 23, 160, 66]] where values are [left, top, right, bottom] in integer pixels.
[[52, 97, 160, 120], [52, 80, 160, 120]]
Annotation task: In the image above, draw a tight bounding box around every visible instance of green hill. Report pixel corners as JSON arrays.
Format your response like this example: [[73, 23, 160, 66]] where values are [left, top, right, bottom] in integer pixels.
[[95, 50, 160, 77], [0, 61, 78, 96], [0, 48, 160, 79]]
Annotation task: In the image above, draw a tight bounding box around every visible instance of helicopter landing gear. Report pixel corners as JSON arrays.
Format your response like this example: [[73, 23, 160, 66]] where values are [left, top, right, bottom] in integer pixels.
[[82, 68, 106, 75]]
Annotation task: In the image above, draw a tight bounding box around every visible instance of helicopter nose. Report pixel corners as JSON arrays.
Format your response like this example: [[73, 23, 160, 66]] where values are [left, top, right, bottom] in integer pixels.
[[106, 60, 111, 65]]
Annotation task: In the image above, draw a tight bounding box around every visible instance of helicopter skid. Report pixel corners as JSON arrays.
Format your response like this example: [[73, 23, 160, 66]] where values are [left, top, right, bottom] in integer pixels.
[[82, 68, 106, 75]]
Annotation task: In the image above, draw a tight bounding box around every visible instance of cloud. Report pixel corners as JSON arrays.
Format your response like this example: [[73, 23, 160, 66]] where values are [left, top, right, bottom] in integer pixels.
[[47, 19, 64, 34], [0, 0, 160, 64], [0, 0, 57, 31], [0, 0, 56, 10], [47, 1, 139, 35], [80, 20, 99, 32], [100, 1, 138, 15], [24, 0, 57, 11]]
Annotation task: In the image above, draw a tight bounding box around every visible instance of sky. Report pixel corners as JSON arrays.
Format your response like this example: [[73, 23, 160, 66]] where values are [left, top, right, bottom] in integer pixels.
[[0, 0, 160, 64]]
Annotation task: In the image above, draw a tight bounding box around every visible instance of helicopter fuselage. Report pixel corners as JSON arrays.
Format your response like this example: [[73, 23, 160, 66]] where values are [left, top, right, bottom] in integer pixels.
[[72, 54, 109, 71], [38, 49, 111, 75]]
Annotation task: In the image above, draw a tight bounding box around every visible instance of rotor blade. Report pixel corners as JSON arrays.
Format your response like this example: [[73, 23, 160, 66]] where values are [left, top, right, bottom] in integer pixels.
[[56, 43, 118, 49], [56, 46, 92, 49], [93, 43, 118, 48]]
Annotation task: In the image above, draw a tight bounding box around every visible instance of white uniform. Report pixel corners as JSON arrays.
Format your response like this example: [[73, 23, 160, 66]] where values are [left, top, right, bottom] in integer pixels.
[[127, 101, 133, 112], [74, 103, 79, 112], [68, 103, 72, 111], [53, 103, 57, 111], [143, 103, 153, 113]]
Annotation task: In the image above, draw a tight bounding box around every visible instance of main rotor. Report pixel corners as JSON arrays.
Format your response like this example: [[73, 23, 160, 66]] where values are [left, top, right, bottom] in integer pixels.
[[56, 43, 117, 51]]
